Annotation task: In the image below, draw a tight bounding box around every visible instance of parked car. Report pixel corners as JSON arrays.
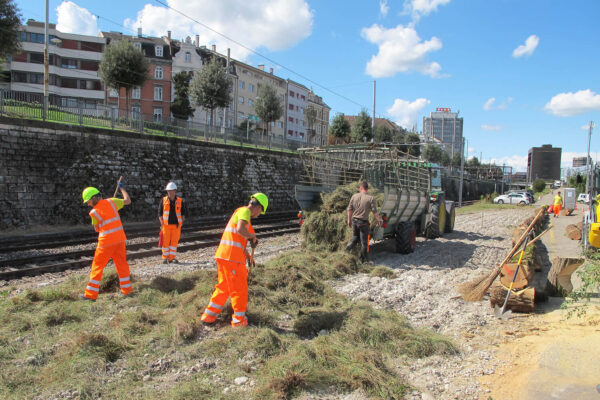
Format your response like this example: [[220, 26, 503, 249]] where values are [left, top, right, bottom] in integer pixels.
[[494, 193, 530, 205], [509, 190, 535, 204], [577, 193, 590, 203]]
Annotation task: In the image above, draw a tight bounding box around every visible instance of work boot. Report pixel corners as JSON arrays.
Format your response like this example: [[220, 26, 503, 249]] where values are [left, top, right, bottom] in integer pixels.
[[162, 259, 169, 264], [231, 317, 248, 328], [78, 294, 96, 302], [200, 313, 217, 325]]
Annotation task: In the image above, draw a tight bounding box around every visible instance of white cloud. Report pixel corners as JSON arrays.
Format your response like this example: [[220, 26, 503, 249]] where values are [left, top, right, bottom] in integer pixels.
[[380, 0, 389, 16], [402, 0, 451, 22], [562, 151, 596, 167], [483, 98, 495, 110], [483, 96, 512, 111], [512, 34, 539, 58], [362, 24, 445, 78], [56, 1, 99, 36], [488, 155, 528, 172], [481, 124, 502, 131], [544, 89, 600, 117], [124, 0, 313, 61], [386, 97, 430, 129]]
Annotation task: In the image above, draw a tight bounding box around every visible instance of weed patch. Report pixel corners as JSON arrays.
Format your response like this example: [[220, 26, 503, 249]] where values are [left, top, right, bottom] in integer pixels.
[[76, 333, 127, 362]]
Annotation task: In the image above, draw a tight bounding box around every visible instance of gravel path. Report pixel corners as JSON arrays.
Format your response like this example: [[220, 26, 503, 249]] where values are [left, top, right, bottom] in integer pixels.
[[1, 207, 538, 400]]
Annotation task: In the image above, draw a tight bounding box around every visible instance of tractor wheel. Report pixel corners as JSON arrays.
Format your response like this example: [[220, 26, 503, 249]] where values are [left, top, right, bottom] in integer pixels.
[[425, 201, 446, 239], [395, 221, 416, 254], [444, 200, 456, 233]]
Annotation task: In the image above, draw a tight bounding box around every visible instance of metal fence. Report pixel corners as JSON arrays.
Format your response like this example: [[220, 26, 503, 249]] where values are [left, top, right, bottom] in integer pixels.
[[0, 89, 304, 153]]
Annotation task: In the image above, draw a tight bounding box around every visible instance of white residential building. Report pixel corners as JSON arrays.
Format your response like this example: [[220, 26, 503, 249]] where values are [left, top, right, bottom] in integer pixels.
[[285, 80, 309, 142]]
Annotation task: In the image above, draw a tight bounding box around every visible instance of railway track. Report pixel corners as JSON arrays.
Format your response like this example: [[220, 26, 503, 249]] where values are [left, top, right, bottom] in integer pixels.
[[0, 213, 301, 280]]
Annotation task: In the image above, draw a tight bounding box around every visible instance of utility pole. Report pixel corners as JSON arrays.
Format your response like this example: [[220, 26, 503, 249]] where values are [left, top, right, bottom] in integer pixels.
[[43, 0, 49, 121], [586, 121, 594, 199], [459, 137, 465, 207], [372, 80, 376, 140], [501, 163, 505, 193]]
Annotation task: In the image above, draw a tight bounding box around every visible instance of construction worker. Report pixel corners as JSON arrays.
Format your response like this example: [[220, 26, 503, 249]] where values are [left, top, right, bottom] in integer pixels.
[[159, 182, 186, 264], [200, 193, 268, 328], [553, 191, 563, 218], [80, 184, 132, 301], [346, 181, 381, 262]]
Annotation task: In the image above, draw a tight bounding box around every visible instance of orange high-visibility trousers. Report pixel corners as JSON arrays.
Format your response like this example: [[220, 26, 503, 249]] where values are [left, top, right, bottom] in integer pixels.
[[201, 259, 248, 326], [84, 241, 132, 300], [553, 204, 562, 216], [161, 224, 181, 261]]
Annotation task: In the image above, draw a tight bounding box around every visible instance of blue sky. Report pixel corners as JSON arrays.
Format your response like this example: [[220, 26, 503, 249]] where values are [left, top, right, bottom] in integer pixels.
[[14, 0, 600, 172]]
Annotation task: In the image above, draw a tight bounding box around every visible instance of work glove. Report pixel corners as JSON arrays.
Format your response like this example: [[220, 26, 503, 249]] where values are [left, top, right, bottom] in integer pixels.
[[118, 181, 124, 189], [250, 237, 259, 249]]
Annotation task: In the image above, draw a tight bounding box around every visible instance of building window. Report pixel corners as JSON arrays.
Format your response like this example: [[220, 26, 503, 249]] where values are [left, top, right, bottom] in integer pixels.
[[134, 42, 141, 50], [131, 106, 140, 119], [29, 53, 44, 64], [278, 121, 283, 128], [248, 99, 253, 107], [289, 90, 294, 97], [109, 88, 118, 97], [30, 33, 44, 43], [289, 104, 294, 110], [238, 111, 245, 119], [132, 86, 141, 99], [228, 119, 233, 128], [154, 86, 163, 101], [155, 66, 163, 79], [29, 73, 44, 84], [248, 83, 254, 92], [61, 58, 78, 69], [153, 108, 162, 122], [60, 97, 78, 108], [288, 130, 293, 136], [239, 80, 245, 89], [238, 96, 244, 104], [185, 52, 191, 62], [155, 46, 163, 57], [288, 117, 293, 122]]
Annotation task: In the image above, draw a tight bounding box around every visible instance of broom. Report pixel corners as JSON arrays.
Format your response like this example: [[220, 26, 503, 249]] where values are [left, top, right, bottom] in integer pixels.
[[457, 208, 546, 301]]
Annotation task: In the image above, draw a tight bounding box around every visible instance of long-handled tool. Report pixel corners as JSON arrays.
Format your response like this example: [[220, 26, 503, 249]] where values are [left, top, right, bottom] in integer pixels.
[[494, 233, 532, 320], [247, 247, 256, 275], [113, 176, 123, 197]]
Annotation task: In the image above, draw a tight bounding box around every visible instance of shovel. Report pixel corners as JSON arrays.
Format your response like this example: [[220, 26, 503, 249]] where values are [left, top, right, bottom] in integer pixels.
[[247, 246, 256, 276], [494, 233, 531, 320]]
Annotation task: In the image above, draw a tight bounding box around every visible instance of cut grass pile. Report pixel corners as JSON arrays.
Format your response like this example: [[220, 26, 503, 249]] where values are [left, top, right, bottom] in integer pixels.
[[0, 249, 456, 399], [301, 181, 383, 251]]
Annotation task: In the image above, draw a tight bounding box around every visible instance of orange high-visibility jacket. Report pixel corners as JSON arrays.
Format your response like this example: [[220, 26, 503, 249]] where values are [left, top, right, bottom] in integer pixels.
[[89, 199, 126, 248], [162, 196, 182, 225], [214, 207, 254, 264]]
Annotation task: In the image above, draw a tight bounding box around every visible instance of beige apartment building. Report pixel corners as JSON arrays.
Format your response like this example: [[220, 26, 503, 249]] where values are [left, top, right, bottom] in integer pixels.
[[307, 89, 330, 146]]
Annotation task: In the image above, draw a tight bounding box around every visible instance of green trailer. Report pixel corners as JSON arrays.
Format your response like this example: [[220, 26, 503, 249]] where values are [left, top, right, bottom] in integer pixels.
[[295, 144, 455, 253]]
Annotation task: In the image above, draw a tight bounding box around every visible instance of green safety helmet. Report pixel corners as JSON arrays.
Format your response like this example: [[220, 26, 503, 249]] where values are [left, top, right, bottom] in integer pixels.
[[251, 192, 268, 214], [82, 187, 100, 203]]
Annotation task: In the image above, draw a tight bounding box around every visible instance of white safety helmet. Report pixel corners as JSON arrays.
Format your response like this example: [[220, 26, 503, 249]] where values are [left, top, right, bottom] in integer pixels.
[[165, 182, 177, 191]]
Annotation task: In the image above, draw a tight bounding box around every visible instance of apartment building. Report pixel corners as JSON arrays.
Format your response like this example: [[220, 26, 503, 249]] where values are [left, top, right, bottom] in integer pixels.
[[6, 19, 105, 109], [423, 108, 463, 158], [100, 29, 173, 122], [527, 144, 561, 182], [285, 80, 309, 142], [307, 89, 331, 146]]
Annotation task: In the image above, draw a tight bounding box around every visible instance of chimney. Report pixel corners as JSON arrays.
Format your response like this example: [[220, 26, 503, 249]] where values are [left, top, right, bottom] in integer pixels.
[[258, 64, 264, 71], [269, 67, 273, 74], [167, 31, 171, 41], [137, 27, 142, 38], [195, 35, 199, 47], [211, 44, 216, 52], [227, 48, 230, 65]]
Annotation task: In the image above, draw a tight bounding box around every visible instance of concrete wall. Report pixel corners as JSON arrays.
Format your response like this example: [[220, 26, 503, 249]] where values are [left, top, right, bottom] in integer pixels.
[[0, 117, 302, 229]]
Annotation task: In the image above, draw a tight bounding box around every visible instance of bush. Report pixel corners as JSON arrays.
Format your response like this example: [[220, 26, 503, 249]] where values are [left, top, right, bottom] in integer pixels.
[[532, 179, 546, 193]]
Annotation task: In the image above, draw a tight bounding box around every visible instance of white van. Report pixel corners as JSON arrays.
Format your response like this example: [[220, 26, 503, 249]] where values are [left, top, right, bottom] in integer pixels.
[[554, 180, 562, 188]]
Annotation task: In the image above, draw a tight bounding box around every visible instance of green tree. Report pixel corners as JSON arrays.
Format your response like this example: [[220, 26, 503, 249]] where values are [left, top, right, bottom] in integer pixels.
[[451, 152, 462, 168], [374, 124, 392, 142], [330, 113, 351, 143], [254, 83, 283, 139], [532, 179, 546, 193], [99, 39, 149, 117], [170, 71, 194, 121], [305, 105, 317, 144], [402, 132, 421, 157], [467, 156, 480, 167], [440, 150, 451, 167], [190, 56, 232, 133], [0, 0, 21, 61], [423, 144, 443, 163], [351, 109, 372, 142]]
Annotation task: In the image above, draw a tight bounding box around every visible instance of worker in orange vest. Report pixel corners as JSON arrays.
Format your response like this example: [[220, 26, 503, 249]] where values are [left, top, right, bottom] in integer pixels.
[[159, 182, 186, 264], [200, 193, 268, 328], [553, 191, 563, 218], [80, 184, 132, 301]]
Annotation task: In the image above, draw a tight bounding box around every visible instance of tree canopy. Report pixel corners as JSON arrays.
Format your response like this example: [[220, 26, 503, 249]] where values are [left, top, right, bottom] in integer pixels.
[[330, 113, 351, 142], [423, 144, 443, 163], [374, 124, 392, 143], [351, 109, 372, 142], [0, 0, 21, 61], [401, 132, 422, 157], [170, 71, 194, 121], [190, 56, 232, 125], [254, 83, 283, 135], [99, 39, 149, 92]]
